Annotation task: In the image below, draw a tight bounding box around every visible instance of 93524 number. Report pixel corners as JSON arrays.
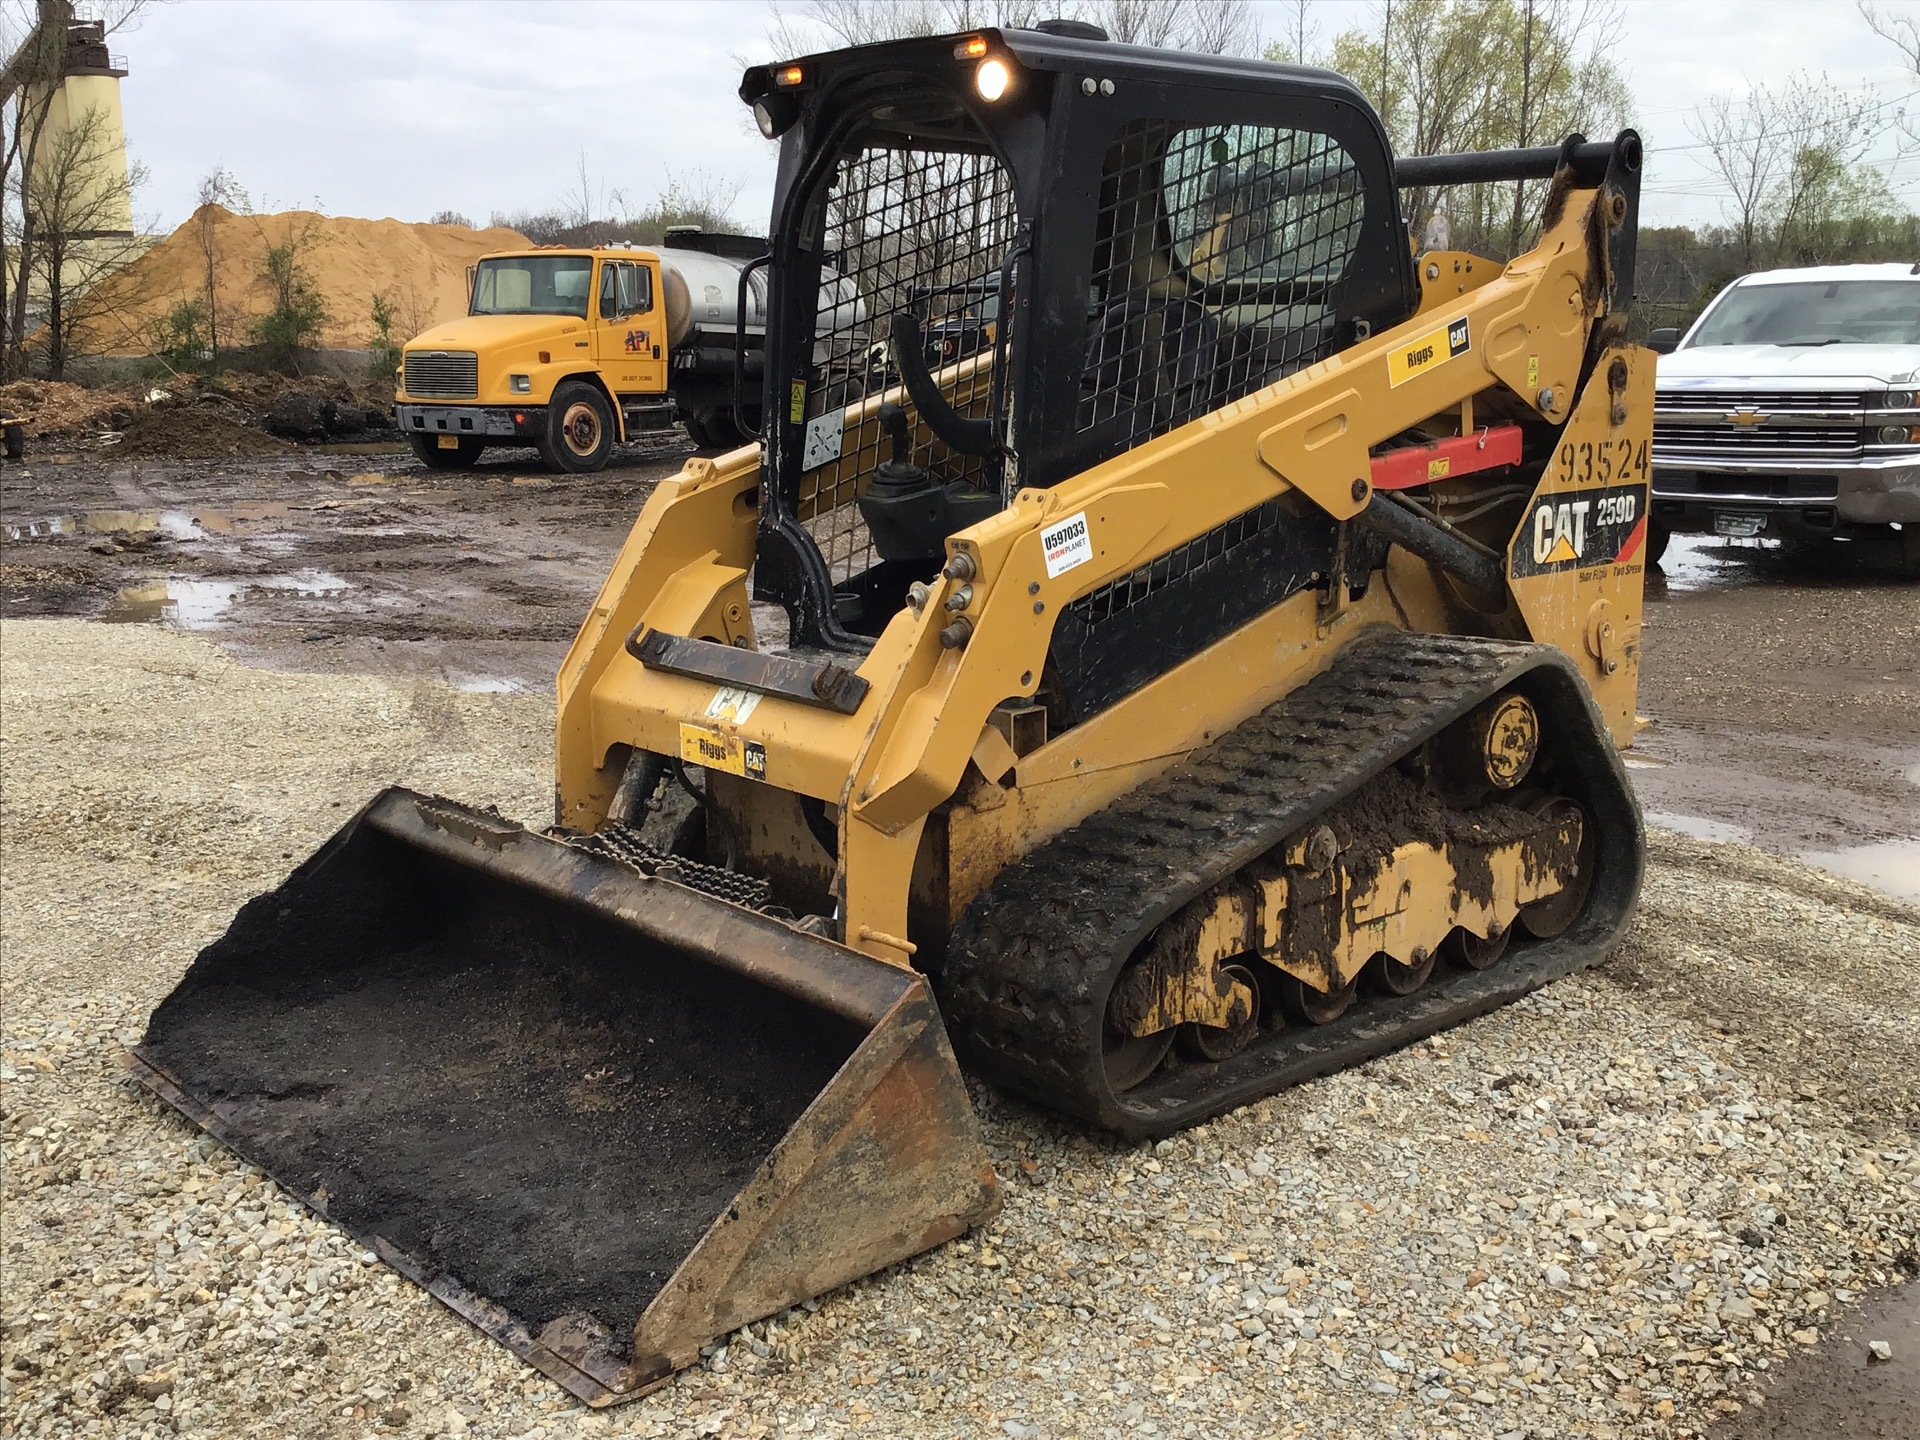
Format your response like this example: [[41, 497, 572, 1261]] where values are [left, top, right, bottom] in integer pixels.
[[1556, 437, 1648, 486]]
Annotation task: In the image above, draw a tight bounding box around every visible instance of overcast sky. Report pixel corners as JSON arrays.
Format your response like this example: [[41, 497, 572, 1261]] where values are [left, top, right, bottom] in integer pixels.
[[110, 0, 1919, 237]]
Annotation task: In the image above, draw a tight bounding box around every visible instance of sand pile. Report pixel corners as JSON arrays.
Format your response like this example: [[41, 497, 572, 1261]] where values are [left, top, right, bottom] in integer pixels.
[[73, 206, 530, 357]]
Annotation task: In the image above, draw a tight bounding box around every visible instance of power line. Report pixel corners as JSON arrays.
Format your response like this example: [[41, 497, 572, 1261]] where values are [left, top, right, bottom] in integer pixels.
[[1644, 87, 1917, 156]]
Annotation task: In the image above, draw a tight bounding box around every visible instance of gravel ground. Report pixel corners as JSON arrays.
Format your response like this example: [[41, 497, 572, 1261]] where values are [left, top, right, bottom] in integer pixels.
[[3, 618, 1916, 1440]]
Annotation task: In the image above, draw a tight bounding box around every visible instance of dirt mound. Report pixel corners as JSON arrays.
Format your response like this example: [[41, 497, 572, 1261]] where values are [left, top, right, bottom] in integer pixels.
[[0, 379, 137, 438], [72, 206, 530, 357], [115, 403, 291, 459], [0, 374, 398, 457]]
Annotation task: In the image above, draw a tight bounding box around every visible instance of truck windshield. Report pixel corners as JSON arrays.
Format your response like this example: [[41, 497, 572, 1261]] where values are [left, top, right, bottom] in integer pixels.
[[1691, 280, 1920, 347], [471, 256, 593, 318]]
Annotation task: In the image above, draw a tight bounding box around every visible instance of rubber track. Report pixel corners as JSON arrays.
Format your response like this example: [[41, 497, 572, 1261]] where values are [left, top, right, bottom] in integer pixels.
[[941, 626, 1645, 1138]]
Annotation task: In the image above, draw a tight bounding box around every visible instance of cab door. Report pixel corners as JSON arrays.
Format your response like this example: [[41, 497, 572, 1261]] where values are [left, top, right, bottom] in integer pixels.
[[593, 258, 666, 400]]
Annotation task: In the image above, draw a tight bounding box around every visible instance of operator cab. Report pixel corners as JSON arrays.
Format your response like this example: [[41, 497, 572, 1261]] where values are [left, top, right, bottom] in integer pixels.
[[741, 25, 1417, 653]]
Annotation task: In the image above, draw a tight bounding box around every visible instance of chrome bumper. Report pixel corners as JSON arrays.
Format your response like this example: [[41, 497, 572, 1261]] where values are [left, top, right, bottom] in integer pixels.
[[393, 403, 540, 440], [1651, 453, 1920, 525]]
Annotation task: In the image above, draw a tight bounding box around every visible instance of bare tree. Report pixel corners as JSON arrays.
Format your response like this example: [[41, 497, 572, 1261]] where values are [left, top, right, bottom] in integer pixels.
[[1264, 0, 1323, 64], [0, 0, 148, 376], [769, 0, 1263, 56], [1330, 0, 1629, 257], [637, 167, 746, 237], [1861, 0, 1920, 71], [1689, 75, 1889, 270], [25, 99, 144, 375], [191, 164, 249, 362], [1499, 0, 1623, 255], [1860, 1, 1919, 143]]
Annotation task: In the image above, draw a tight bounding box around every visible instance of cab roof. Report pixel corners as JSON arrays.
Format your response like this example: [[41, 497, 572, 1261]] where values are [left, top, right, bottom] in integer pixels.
[[1733, 262, 1920, 286]]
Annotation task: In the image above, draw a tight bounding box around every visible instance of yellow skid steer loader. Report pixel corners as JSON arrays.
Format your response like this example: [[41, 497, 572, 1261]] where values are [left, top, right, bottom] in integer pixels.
[[135, 21, 1651, 1406]]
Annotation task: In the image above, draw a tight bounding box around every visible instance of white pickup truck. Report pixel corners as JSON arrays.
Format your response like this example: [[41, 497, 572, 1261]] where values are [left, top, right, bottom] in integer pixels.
[[1646, 262, 1920, 575]]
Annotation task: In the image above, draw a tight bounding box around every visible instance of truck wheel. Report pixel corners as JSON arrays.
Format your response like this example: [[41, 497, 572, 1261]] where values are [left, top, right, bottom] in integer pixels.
[[540, 382, 615, 473], [680, 412, 713, 448], [696, 408, 747, 450], [1896, 525, 1920, 581], [408, 434, 484, 470], [1646, 518, 1671, 566]]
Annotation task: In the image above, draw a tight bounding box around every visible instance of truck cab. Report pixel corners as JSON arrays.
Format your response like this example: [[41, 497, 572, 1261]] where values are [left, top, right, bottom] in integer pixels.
[[394, 233, 767, 473]]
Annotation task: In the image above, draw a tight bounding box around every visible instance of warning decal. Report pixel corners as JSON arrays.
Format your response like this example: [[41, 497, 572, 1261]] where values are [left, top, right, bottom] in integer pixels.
[[1509, 483, 1650, 578], [1387, 316, 1471, 387], [1041, 510, 1094, 579], [679, 723, 768, 781]]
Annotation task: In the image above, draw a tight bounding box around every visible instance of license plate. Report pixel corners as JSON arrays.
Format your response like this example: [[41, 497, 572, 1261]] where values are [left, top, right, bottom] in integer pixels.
[[1714, 513, 1767, 538], [437, 434, 459, 450]]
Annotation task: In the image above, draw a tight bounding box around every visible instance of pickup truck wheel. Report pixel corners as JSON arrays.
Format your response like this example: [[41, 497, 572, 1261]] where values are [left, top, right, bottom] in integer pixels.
[[539, 382, 615, 473], [407, 434, 484, 470], [1646, 518, 1671, 566], [1897, 524, 1920, 580]]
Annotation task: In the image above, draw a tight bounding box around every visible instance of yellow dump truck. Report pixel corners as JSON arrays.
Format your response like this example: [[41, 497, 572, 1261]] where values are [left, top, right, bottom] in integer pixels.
[[394, 229, 769, 471]]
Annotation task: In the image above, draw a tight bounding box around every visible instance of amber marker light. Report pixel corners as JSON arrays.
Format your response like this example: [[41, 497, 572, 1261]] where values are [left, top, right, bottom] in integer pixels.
[[955, 35, 989, 59], [974, 56, 1012, 101], [773, 64, 805, 87]]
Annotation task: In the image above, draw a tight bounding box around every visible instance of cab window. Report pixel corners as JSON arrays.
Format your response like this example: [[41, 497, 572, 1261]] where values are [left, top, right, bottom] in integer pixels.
[[599, 261, 653, 320], [471, 255, 592, 318]]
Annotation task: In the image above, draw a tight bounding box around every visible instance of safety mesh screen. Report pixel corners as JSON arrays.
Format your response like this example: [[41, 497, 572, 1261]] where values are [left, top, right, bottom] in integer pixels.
[[801, 142, 1018, 582], [1065, 497, 1288, 626], [1080, 120, 1364, 447]]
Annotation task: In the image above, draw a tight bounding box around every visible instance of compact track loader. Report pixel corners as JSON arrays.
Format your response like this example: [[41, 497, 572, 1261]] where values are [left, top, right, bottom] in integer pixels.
[[136, 23, 1652, 1405]]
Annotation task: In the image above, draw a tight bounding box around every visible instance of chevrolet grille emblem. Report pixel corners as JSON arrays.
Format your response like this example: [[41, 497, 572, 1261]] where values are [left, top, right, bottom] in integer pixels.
[[1724, 408, 1767, 426]]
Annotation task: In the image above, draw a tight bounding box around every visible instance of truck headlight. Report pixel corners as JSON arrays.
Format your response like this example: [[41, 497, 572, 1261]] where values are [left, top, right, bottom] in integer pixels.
[[1878, 424, 1920, 444], [1876, 389, 1918, 410], [510, 374, 531, 394]]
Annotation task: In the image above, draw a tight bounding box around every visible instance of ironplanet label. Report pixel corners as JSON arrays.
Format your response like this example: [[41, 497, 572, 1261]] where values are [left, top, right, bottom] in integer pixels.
[[1510, 482, 1649, 577]]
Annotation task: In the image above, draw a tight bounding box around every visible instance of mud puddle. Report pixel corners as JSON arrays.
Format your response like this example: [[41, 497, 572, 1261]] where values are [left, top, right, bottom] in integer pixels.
[[1650, 531, 1919, 594], [102, 570, 349, 629], [1795, 838, 1920, 905], [5, 502, 293, 543], [0, 448, 689, 693], [1637, 534, 1919, 905], [1646, 810, 1920, 903]]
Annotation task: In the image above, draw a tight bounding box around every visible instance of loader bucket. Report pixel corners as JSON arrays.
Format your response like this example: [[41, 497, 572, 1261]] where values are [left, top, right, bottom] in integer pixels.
[[130, 789, 1000, 1405]]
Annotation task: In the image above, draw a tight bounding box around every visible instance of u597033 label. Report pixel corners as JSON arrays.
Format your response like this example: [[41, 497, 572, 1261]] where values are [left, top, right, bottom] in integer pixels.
[[1041, 510, 1093, 578]]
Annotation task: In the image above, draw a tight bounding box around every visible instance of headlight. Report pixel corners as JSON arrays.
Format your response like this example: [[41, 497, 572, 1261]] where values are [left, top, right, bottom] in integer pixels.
[[975, 57, 1012, 102], [1877, 424, 1920, 444], [753, 94, 799, 139], [1877, 389, 1919, 409], [509, 374, 531, 394]]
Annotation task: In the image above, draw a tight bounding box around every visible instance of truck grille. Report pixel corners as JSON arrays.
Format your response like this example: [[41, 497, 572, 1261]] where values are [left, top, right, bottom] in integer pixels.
[[403, 351, 478, 399], [1652, 422, 1863, 462], [1655, 388, 1869, 414]]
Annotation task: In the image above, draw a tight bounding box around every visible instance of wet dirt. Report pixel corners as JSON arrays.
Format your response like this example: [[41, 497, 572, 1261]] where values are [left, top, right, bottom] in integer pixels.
[[1637, 534, 1920, 1438], [1636, 534, 1920, 899], [138, 814, 863, 1348], [0, 436, 693, 692], [1707, 1281, 1920, 1440]]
